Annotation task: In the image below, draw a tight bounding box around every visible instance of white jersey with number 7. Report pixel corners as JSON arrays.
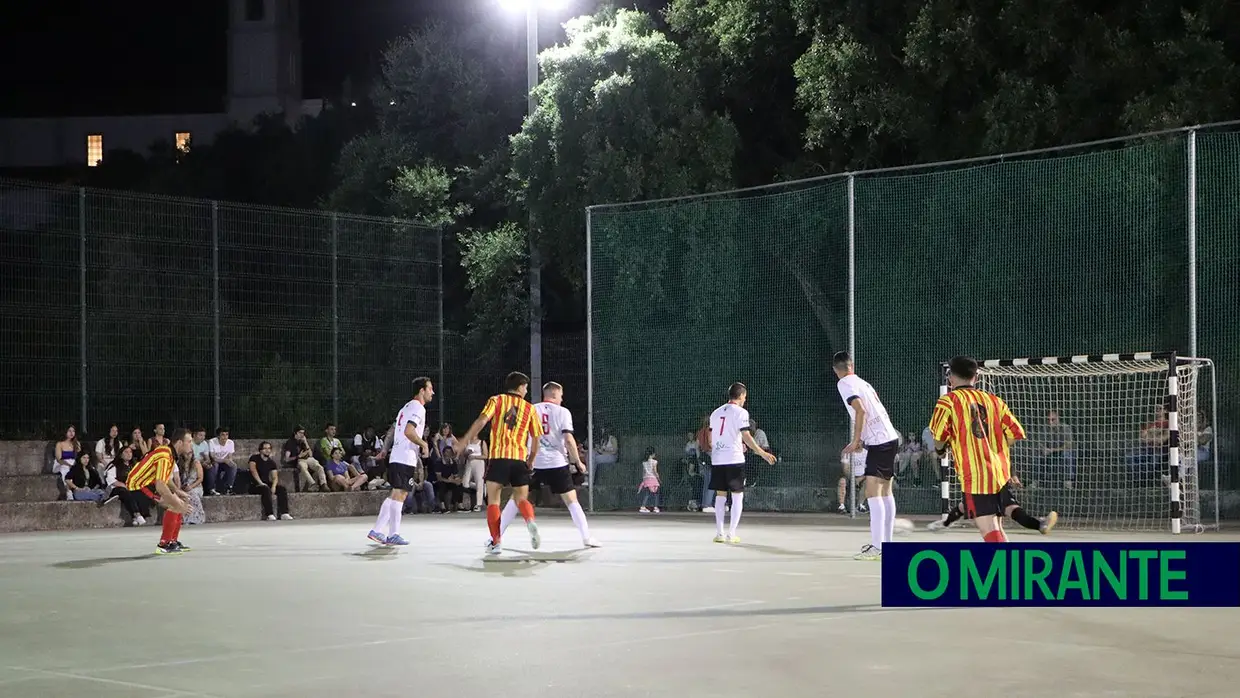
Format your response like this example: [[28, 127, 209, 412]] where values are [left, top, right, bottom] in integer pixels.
[[709, 403, 750, 466]]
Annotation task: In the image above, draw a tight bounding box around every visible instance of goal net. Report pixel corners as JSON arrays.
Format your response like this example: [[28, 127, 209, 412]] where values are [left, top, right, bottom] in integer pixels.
[[936, 353, 1218, 533]]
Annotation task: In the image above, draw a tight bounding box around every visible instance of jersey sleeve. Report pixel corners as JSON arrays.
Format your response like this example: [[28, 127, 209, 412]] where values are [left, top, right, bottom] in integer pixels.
[[738, 408, 752, 432], [999, 400, 1026, 440], [836, 377, 859, 406], [527, 405, 544, 438], [929, 397, 954, 443], [482, 396, 498, 422], [561, 408, 575, 434]]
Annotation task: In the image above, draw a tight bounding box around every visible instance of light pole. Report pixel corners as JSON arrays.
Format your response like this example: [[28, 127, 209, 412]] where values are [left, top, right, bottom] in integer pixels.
[[501, 0, 565, 404]]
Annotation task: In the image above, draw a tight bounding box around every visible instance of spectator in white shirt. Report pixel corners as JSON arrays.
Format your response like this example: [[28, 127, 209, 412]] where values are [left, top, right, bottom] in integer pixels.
[[102, 445, 148, 525], [595, 427, 618, 466], [94, 424, 122, 472], [206, 427, 238, 495]]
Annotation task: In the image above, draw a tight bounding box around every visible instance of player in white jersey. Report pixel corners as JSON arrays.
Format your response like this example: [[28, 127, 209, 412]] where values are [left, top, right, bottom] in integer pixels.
[[708, 382, 776, 543], [833, 352, 901, 560], [495, 382, 600, 548], [368, 377, 433, 546]]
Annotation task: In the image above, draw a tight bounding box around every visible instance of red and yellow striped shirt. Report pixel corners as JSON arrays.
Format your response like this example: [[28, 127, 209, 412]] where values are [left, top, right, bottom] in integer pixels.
[[929, 387, 1025, 495], [125, 444, 176, 490], [482, 393, 542, 461]]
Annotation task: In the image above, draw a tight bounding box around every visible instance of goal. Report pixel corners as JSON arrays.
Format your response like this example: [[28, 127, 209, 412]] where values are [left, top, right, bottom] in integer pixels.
[[935, 352, 1219, 533]]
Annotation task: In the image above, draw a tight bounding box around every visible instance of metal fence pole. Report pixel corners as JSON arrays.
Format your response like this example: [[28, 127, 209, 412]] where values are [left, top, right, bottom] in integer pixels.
[[1187, 129, 1198, 359], [79, 187, 87, 433], [585, 208, 595, 512], [437, 226, 445, 422], [331, 213, 339, 425], [212, 201, 221, 428], [847, 175, 856, 363]]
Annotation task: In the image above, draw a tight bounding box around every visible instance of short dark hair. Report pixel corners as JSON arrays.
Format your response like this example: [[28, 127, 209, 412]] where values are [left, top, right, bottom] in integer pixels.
[[728, 382, 747, 400], [192, 425, 206, 434], [324, 422, 335, 430], [949, 356, 979, 381], [832, 351, 851, 370], [216, 426, 229, 436], [293, 425, 305, 434], [505, 371, 530, 392], [543, 381, 563, 395], [412, 376, 432, 393], [259, 441, 272, 450], [171, 428, 190, 442]]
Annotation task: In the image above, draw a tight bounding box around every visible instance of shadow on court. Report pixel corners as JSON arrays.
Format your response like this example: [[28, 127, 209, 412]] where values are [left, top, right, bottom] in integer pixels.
[[346, 546, 401, 561], [438, 550, 590, 578], [51, 554, 159, 569]]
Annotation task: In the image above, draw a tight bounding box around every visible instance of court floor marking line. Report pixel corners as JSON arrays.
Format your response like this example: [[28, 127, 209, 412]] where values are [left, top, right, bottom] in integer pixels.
[[5, 665, 221, 698]]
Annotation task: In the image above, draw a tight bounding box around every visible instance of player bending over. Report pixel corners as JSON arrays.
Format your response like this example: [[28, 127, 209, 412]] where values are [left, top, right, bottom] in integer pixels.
[[126, 429, 195, 554], [838, 448, 868, 515], [929, 356, 1057, 542], [832, 352, 901, 560], [369, 377, 434, 546], [708, 382, 776, 544], [495, 382, 600, 549], [456, 371, 544, 555]]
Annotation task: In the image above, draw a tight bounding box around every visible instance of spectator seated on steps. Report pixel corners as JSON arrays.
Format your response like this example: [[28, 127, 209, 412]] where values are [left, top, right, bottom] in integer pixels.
[[65, 451, 106, 503], [325, 447, 368, 491], [283, 426, 328, 492]]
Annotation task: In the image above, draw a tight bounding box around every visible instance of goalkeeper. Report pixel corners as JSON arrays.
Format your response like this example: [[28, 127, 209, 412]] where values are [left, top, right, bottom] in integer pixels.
[[927, 356, 1058, 538]]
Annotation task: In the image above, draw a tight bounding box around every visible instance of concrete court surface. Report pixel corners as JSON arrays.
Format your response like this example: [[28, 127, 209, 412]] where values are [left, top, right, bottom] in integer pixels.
[[0, 512, 1238, 698]]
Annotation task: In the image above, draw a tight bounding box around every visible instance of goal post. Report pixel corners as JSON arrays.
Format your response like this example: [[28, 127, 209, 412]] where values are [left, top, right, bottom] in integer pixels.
[[936, 352, 1219, 534]]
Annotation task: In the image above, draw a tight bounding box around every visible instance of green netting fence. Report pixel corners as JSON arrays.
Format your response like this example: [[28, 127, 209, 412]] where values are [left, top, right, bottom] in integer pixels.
[[586, 124, 1240, 518]]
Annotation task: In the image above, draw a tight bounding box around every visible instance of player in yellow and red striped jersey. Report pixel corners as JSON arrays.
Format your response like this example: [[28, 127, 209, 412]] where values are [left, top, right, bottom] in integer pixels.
[[455, 371, 543, 555], [929, 356, 1057, 541], [126, 429, 196, 554]]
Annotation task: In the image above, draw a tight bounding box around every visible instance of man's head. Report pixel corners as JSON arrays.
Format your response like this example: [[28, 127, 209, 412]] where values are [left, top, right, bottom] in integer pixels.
[[154, 423, 165, 436], [216, 426, 230, 442], [831, 351, 853, 379], [324, 423, 337, 438], [171, 429, 193, 455], [192, 427, 206, 443], [331, 447, 345, 461], [543, 381, 564, 405], [293, 425, 306, 439], [412, 377, 435, 404], [728, 382, 748, 406], [947, 356, 980, 387], [258, 441, 273, 458], [1048, 410, 1060, 425], [505, 371, 530, 397]]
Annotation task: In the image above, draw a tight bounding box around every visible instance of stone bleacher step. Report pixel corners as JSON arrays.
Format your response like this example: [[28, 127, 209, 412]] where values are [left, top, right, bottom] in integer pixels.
[[0, 474, 63, 504], [0, 490, 390, 533]]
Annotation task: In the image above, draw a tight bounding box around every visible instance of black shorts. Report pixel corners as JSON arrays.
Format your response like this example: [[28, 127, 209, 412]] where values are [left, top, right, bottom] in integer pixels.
[[708, 464, 746, 493], [531, 466, 575, 495], [963, 484, 1018, 518], [864, 439, 898, 480], [386, 462, 418, 492], [485, 458, 531, 488]]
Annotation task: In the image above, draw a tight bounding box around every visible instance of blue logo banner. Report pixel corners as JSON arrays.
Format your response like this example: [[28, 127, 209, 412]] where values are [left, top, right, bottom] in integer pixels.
[[880, 542, 1240, 607]]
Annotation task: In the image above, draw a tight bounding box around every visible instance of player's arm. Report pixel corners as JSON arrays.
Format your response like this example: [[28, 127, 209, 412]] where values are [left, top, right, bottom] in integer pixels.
[[456, 414, 491, 456], [740, 430, 776, 464], [154, 478, 188, 514], [525, 410, 543, 469], [843, 398, 866, 453], [564, 432, 584, 471], [929, 398, 953, 457]]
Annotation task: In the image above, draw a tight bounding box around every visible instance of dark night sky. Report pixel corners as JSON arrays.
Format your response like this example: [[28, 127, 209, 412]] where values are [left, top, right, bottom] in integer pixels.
[[0, 0, 663, 118]]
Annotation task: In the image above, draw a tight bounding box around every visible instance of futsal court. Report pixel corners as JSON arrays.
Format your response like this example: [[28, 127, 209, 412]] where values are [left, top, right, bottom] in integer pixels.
[[0, 512, 1237, 698]]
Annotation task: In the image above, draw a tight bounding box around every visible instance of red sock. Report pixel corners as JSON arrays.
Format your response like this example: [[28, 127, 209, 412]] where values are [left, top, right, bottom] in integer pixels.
[[517, 499, 535, 523], [487, 505, 502, 544], [168, 512, 183, 542], [159, 512, 176, 546], [983, 529, 1008, 543]]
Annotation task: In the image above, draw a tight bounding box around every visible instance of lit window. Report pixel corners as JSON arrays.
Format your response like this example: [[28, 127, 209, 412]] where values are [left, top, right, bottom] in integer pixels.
[[175, 132, 191, 152], [246, 0, 265, 21], [86, 134, 103, 167]]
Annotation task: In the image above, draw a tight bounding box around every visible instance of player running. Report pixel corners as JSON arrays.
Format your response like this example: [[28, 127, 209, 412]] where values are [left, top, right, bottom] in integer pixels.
[[929, 356, 1058, 541], [832, 351, 901, 560], [125, 429, 195, 555], [495, 382, 600, 549], [455, 371, 544, 555], [368, 377, 434, 546], [932, 357, 1056, 538], [708, 382, 776, 544]]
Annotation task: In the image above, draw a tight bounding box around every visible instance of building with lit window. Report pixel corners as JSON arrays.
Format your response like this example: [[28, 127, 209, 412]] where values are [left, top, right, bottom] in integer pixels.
[[0, 0, 322, 169]]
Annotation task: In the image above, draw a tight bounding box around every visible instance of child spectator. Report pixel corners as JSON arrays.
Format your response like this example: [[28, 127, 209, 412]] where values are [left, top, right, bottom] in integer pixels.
[[638, 447, 661, 513]]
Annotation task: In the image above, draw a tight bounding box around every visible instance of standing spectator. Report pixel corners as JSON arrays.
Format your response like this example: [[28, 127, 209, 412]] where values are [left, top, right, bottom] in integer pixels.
[[130, 426, 150, 457], [284, 426, 327, 492], [325, 447, 368, 491], [150, 423, 169, 449], [102, 445, 148, 525], [638, 447, 661, 513], [180, 447, 206, 525], [317, 423, 344, 465], [595, 426, 619, 466], [206, 427, 238, 495], [1038, 410, 1077, 489], [52, 425, 80, 482], [94, 424, 122, 474], [460, 435, 488, 512], [65, 451, 106, 502], [249, 442, 292, 521]]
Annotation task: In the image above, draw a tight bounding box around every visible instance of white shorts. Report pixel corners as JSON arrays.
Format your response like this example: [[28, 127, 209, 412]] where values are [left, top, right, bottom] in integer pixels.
[[841, 450, 867, 478]]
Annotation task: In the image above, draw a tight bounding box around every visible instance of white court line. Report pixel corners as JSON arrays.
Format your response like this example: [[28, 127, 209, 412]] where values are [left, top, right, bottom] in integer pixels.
[[5, 665, 220, 698], [711, 568, 742, 574], [776, 571, 812, 577]]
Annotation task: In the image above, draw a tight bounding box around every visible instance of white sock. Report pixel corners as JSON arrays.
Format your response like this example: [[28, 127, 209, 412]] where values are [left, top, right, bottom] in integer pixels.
[[567, 501, 591, 540], [499, 499, 519, 538], [373, 499, 393, 535], [867, 497, 885, 550], [728, 492, 744, 537], [714, 495, 727, 535], [882, 495, 896, 543], [390, 501, 403, 536]]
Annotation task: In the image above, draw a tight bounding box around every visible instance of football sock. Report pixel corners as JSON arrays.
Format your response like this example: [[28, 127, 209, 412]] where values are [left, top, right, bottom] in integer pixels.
[[983, 529, 1008, 543], [168, 512, 183, 542], [867, 497, 885, 550], [881, 495, 896, 543], [944, 504, 965, 527], [1009, 507, 1042, 531], [373, 499, 392, 536], [498, 499, 519, 538], [517, 499, 535, 522], [159, 512, 176, 546], [567, 501, 591, 539], [389, 502, 402, 536], [714, 495, 727, 535], [487, 504, 502, 544], [728, 492, 744, 537]]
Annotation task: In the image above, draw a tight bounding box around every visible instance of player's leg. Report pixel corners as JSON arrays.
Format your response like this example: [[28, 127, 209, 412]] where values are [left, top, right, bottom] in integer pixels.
[[556, 468, 599, 547], [867, 441, 898, 548], [151, 480, 188, 554], [966, 493, 1006, 542], [929, 501, 966, 530], [484, 459, 511, 553], [371, 461, 409, 544], [725, 467, 745, 542], [1001, 485, 1058, 534], [508, 462, 539, 550]]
